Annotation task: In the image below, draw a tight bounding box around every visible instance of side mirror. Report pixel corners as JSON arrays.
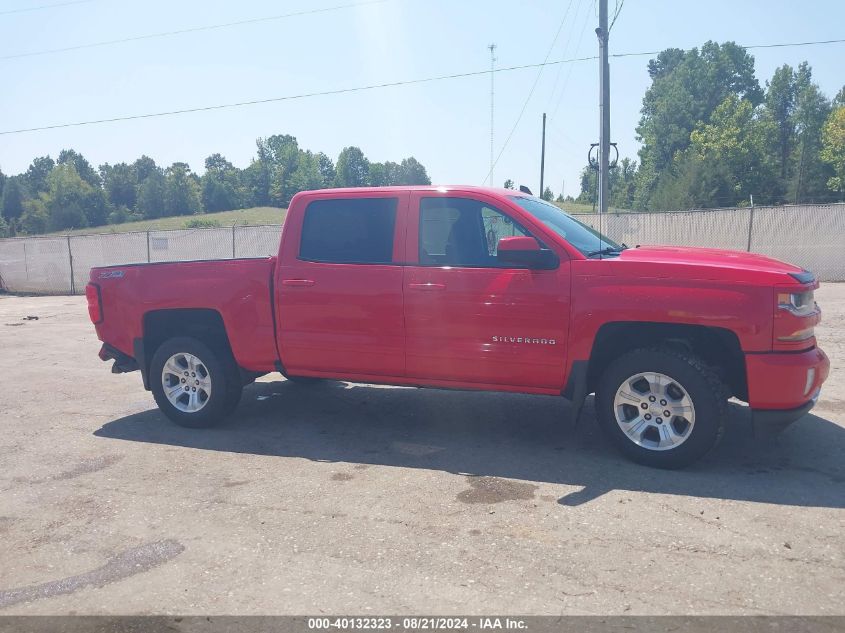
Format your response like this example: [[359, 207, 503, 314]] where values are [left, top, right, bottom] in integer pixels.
[[496, 236, 559, 269]]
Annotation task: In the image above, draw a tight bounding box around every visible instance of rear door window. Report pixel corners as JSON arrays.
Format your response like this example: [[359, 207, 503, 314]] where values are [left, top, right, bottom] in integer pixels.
[[299, 197, 397, 264]]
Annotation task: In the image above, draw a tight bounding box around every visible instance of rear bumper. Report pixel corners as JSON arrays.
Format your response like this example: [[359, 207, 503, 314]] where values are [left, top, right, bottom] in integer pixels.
[[98, 343, 139, 374], [746, 346, 829, 435]]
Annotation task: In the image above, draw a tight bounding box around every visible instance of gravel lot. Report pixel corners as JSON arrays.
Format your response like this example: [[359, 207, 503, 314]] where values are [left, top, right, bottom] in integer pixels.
[[0, 286, 843, 615]]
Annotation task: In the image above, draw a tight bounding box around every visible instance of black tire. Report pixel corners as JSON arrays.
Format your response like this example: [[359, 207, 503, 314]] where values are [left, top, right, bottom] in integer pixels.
[[150, 336, 243, 428], [595, 347, 728, 469]]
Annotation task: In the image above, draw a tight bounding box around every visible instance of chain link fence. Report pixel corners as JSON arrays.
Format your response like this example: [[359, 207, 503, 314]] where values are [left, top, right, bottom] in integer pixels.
[[0, 225, 282, 295], [575, 203, 845, 282], [0, 203, 843, 294]]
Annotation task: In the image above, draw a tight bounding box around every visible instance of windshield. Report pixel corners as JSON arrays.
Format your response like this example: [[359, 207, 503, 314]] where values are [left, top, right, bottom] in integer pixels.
[[509, 196, 621, 256]]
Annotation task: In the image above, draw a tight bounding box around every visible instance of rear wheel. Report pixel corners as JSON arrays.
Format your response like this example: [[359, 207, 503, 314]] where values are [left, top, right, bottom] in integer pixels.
[[150, 336, 242, 428], [595, 348, 728, 469]]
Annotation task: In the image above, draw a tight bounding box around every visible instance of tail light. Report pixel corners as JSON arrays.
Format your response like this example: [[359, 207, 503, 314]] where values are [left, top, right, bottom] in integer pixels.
[[86, 284, 103, 324]]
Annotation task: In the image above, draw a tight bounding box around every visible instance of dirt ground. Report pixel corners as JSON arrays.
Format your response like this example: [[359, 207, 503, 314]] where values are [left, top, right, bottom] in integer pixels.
[[0, 286, 843, 615]]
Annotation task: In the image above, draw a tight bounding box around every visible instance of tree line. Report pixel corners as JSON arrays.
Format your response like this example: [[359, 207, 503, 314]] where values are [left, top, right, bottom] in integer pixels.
[[573, 41, 845, 211], [0, 134, 431, 236]]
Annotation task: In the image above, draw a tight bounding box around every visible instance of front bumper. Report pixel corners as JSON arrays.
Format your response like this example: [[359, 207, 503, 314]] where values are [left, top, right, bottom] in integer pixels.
[[747, 346, 829, 435], [752, 390, 820, 436]]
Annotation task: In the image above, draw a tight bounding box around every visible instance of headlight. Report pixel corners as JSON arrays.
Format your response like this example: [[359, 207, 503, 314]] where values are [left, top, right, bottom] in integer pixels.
[[777, 290, 816, 317], [774, 287, 820, 346]]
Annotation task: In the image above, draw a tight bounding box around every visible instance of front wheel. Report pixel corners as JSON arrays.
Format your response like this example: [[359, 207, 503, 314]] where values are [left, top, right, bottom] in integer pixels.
[[595, 348, 728, 469], [150, 336, 242, 428]]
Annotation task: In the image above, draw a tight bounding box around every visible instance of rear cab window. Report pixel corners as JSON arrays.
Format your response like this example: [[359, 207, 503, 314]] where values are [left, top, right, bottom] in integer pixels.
[[299, 197, 397, 264]]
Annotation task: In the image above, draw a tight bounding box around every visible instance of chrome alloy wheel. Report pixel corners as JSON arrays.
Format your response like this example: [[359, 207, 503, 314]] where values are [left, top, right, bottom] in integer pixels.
[[161, 352, 212, 413], [613, 372, 696, 451]]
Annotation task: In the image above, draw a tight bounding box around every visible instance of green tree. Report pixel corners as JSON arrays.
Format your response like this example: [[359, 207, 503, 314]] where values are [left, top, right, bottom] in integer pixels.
[[289, 150, 325, 195], [398, 157, 431, 185], [100, 162, 137, 210], [1, 176, 26, 221], [20, 196, 50, 234], [577, 159, 638, 209], [764, 64, 798, 182], [44, 163, 107, 230], [611, 158, 638, 208], [503, 179, 515, 189], [132, 155, 159, 182], [369, 162, 387, 186], [790, 63, 833, 203], [257, 134, 301, 206], [58, 149, 100, 188], [201, 153, 243, 212], [821, 106, 845, 199], [24, 155, 55, 194], [242, 156, 272, 207], [316, 152, 336, 186], [687, 95, 778, 206], [164, 162, 201, 216], [635, 41, 761, 208], [335, 146, 370, 187], [541, 186, 553, 201], [136, 168, 167, 219], [370, 161, 401, 186]]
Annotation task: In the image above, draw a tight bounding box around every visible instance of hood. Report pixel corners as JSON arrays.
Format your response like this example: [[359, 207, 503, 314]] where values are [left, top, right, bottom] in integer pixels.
[[610, 245, 809, 284]]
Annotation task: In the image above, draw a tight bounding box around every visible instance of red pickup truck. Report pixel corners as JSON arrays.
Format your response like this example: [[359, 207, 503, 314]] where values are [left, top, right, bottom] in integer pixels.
[[87, 186, 829, 468]]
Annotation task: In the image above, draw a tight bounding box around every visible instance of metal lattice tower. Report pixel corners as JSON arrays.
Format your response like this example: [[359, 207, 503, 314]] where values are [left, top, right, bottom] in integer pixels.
[[488, 43, 497, 185]]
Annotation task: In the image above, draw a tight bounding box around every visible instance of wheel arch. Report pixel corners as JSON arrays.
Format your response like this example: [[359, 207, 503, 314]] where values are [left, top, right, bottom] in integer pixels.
[[137, 308, 235, 390], [586, 321, 747, 401]]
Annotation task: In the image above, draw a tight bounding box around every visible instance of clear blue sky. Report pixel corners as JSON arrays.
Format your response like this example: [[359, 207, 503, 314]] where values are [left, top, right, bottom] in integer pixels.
[[1, 0, 843, 199]]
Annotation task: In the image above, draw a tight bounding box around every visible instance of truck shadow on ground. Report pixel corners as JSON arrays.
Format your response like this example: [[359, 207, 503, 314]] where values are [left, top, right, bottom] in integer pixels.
[[95, 379, 845, 508]]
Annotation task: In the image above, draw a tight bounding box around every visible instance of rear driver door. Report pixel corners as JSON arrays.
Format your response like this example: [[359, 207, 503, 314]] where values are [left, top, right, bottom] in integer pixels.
[[276, 193, 408, 378]]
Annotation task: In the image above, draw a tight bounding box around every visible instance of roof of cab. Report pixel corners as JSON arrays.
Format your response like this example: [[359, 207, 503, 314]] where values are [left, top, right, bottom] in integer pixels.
[[293, 185, 530, 198]]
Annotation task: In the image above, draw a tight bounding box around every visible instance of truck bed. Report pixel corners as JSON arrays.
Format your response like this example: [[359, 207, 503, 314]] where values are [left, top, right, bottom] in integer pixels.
[[90, 257, 279, 372]]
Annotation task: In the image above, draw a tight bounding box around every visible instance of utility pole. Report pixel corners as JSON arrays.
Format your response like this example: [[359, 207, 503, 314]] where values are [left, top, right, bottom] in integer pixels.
[[488, 43, 497, 185], [596, 0, 610, 214], [540, 113, 547, 198]]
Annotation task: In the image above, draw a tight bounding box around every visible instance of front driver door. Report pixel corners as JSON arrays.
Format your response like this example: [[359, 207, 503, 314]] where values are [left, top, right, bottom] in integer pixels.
[[403, 192, 570, 390]]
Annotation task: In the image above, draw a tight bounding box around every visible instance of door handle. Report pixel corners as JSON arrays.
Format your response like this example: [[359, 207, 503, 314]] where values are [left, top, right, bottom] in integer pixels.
[[282, 279, 315, 287], [408, 282, 446, 291]]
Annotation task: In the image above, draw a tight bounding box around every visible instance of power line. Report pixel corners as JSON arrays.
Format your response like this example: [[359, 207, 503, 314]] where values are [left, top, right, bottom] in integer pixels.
[[2, 37, 844, 136], [609, 0, 624, 31], [549, 0, 595, 123], [610, 37, 845, 58], [0, 0, 387, 61], [0, 56, 592, 136], [544, 0, 584, 111], [0, 0, 94, 16], [482, 0, 578, 185]]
